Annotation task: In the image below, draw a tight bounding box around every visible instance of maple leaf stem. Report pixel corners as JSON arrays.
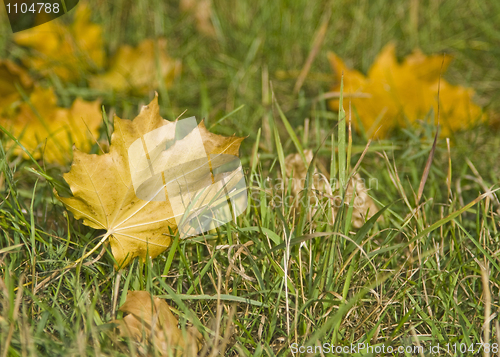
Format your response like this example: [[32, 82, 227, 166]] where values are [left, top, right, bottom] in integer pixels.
[[32, 232, 111, 294], [71, 232, 111, 267]]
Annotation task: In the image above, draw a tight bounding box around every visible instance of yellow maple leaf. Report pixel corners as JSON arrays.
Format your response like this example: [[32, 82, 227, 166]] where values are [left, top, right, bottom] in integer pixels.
[[57, 94, 245, 268], [89, 39, 181, 95], [328, 43, 486, 138], [114, 291, 202, 356], [0, 86, 101, 164], [0, 59, 34, 114], [13, 3, 105, 81]]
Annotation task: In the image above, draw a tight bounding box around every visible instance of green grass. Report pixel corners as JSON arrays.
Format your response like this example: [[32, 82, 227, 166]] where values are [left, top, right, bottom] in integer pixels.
[[1, 0, 500, 356]]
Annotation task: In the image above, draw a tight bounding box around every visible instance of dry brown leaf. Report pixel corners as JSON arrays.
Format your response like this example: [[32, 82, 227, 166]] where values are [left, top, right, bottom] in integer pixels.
[[114, 291, 202, 356], [0, 85, 101, 164], [89, 39, 181, 95], [180, 0, 216, 37], [328, 43, 486, 138], [13, 3, 105, 81], [57, 94, 245, 268], [0, 59, 34, 115], [285, 150, 378, 228]]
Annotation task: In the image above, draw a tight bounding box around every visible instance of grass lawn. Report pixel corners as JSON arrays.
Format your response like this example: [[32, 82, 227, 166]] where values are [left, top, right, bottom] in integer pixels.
[[1, 0, 500, 355]]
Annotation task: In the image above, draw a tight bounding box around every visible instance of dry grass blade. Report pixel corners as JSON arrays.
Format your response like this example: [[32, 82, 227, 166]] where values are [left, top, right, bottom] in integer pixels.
[[1, 275, 24, 357], [347, 138, 371, 186], [293, 7, 331, 94], [416, 125, 438, 205], [480, 261, 491, 357], [416, 56, 445, 205]]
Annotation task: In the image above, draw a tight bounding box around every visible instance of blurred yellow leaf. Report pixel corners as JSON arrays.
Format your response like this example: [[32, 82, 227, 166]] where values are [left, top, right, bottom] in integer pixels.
[[89, 39, 181, 95], [57, 94, 245, 268], [328, 43, 486, 138], [13, 4, 105, 81], [0, 59, 33, 114], [0, 86, 101, 164], [180, 0, 216, 37], [114, 291, 201, 356]]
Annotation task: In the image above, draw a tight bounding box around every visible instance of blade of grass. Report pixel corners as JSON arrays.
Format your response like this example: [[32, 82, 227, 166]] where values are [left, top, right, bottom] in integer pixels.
[[338, 75, 346, 195]]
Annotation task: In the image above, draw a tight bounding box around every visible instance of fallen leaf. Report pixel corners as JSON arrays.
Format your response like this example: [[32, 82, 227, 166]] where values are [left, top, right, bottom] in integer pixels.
[[328, 43, 486, 138], [89, 39, 181, 95], [114, 291, 202, 356], [285, 150, 378, 228], [0, 86, 101, 164], [57, 94, 246, 268], [13, 3, 105, 81], [180, 0, 216, 37], [0, 59, 34, 115]]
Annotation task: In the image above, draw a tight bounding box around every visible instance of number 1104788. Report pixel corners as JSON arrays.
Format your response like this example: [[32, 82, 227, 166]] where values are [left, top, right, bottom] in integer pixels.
[[446, 343, 498, 354], [6, 3, 60, 14]]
